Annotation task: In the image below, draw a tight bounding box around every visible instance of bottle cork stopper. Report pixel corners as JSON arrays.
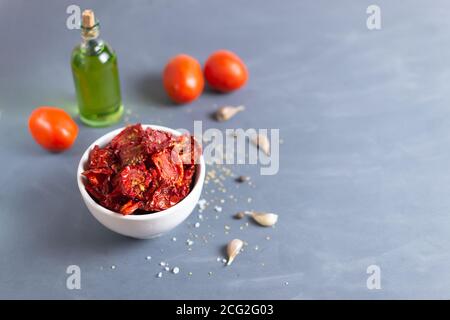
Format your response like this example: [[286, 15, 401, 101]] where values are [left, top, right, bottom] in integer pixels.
[[82, 10, 95, 28]]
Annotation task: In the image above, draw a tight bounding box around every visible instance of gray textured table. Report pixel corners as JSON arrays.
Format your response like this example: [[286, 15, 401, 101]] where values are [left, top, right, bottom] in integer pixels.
[[1, 0, 450, 299]]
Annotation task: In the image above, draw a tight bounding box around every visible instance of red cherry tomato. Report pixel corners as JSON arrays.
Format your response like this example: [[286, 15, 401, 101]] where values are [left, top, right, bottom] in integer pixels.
[[28, 106, 78, 152], [204, 50, 248, 93], [163, 54, 204, 104]]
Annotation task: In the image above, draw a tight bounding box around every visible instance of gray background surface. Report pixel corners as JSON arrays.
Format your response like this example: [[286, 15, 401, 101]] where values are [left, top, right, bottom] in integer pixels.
[[1, 0, 450, 299]]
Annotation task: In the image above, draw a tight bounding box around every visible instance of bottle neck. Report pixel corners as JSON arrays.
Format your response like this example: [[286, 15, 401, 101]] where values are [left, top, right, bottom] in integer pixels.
[[81, 24, 103, 54]]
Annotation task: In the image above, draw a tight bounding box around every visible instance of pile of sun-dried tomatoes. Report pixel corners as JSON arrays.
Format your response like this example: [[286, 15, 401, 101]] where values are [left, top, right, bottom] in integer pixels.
[[82, 124, 201, 215]]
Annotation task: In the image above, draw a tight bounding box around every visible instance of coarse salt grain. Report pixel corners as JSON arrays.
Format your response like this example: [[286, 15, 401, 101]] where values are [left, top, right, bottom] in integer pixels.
[[195, 222, 200, 228], [197, 199, 207, 210], [172, 267, 180, 274]]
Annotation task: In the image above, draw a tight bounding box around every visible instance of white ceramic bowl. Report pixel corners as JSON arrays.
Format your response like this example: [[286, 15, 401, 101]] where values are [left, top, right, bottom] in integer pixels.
[[77, 125, 205, 239]]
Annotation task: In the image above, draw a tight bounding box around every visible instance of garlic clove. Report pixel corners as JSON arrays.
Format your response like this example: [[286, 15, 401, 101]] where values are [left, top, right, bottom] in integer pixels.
[[250, 212, 278, 227], [251, 133, 270, 155], [215, 105, 245, 122], [226, 239, 244, 266]]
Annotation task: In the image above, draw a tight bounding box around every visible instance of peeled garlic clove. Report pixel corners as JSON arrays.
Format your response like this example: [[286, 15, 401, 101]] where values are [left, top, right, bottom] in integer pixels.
[[251, 133, 270, 155], [226, 239, 244, 266], [215, 105, 245, 122], [250, 212, 278, 227]]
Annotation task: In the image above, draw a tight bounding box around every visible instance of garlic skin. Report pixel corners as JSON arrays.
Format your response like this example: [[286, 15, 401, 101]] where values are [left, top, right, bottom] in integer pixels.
[[215, 105, 245, 122], [226, 239, 244, 266], [251, 133, 270, 155], [250, 212, 278, 227]]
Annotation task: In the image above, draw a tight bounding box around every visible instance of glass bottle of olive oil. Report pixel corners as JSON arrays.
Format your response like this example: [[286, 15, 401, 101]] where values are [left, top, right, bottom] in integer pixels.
[[71, 10, 123, 127]]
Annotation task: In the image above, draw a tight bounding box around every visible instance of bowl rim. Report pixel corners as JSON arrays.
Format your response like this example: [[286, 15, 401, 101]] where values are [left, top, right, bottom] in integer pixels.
[[77, 124, 205, 221]]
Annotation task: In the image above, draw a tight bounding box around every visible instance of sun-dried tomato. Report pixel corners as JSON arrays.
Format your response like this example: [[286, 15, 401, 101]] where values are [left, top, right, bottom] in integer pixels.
[[88, 145, 117, 169], [100, 186, 125, 212], [82, 168, 113, 196], [85, 183, 107, 203], [151, 148, 184, 186], [144, 183, 186, 212], [120, 200, 144, 215], [82, 168, 112, 186], [143, 128, 173, 154], [183, 165, 196, 184], [82, 124, 200, 215], [172, 135, 202, 165], [143, 167, 161, 197], [118, 143, 146, 166], [118, 164, 151, 200], [110, 124, 144, 150]]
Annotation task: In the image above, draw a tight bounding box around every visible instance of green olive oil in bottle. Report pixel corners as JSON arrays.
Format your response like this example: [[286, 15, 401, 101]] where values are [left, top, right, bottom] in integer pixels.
[[71, 10, 123, 127]]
